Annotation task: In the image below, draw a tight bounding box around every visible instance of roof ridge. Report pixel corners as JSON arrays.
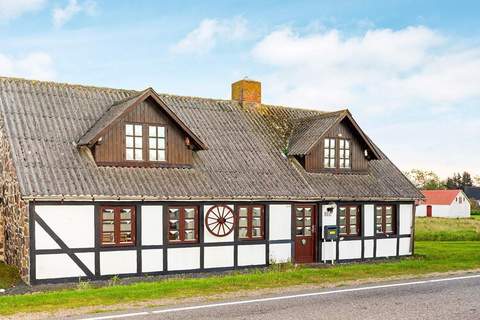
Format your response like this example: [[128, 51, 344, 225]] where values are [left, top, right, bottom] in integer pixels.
[[0, 76, 337, 114], [0, 75, 135, 93], [292, 109, 348, 123], [76, 90, 147, 146], [111, 89, 147, 106]]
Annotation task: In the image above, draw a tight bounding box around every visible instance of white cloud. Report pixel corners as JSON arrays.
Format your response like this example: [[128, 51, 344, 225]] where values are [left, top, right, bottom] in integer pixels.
[[171, 17, 247, 54], [53, 0, 96, 28], [251, 26, 480, 112], [251, 26, 480, 176], [0, 52, 56, 80], [0, 0, 46, 22]]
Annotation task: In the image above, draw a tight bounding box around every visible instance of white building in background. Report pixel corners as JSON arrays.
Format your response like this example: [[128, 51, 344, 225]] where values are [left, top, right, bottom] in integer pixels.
[[416, 190, 470, 218]]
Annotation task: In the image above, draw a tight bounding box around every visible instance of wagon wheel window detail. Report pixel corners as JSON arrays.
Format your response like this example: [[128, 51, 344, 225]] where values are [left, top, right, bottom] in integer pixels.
[[205, 205, 234, 237]]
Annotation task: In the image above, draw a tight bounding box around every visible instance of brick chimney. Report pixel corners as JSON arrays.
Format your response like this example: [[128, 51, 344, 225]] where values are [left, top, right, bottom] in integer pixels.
[[231, 79, 261, 104]]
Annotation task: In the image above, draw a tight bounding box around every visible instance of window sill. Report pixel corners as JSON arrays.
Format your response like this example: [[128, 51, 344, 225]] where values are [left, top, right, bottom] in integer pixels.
[[375, 234, 397, 239], [305, 168, 369, 175], [100, 243, 136, 248], [96, 161, 192, 169], [167, 240, 199, 245], [338, 235, 362, 240]]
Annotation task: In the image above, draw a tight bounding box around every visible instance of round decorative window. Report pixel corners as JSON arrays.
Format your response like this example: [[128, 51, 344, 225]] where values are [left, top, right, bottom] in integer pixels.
[[205, 205, 235, 237]]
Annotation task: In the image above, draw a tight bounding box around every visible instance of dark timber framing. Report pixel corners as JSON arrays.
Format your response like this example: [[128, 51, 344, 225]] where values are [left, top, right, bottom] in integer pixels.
[[29, 200, 414, 284]]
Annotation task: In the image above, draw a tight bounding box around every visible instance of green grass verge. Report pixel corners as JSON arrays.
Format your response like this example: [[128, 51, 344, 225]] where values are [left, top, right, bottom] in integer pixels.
[[0, 262, 21, 289], [0, 241, 479, 316], [415, 217, 480, 241]]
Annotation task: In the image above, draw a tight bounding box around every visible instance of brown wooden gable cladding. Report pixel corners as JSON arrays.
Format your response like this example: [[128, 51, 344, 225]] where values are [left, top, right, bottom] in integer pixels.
[[0, 77, 423, 201], [94, 98, 193, 167], [305, 118, 369, 173], [78, 88, 207, 151]]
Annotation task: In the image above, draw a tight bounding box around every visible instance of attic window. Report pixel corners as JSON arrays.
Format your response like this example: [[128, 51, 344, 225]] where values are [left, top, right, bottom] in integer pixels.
[[148, 125, 166, 161], [339, 139, 351, 169], [125, 124, 143, 161], [324, 138, 336, 168]]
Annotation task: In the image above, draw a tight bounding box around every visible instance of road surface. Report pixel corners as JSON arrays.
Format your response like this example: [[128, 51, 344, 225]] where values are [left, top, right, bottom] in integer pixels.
[[74, 273, 480, 320]]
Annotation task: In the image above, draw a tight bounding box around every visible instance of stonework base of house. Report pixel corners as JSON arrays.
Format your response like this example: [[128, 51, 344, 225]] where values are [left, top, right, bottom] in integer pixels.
[[0, 117, 30, 283]]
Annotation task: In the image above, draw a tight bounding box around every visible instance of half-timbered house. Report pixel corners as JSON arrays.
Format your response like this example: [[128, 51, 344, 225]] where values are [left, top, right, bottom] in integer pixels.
[[0, 77, 421, 284]]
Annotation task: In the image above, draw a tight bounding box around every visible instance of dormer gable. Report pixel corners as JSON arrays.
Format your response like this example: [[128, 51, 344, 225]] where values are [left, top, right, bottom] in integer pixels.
[[78, 88, 207, 167], [288, 110, 380, 173]]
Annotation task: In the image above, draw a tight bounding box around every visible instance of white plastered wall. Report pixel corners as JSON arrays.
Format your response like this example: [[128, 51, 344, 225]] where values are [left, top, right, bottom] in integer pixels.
[[35, 221, 60, 250], [238, 244, 265, 266], [321, 204, 337, 261], [142, 249, 163, 273], [339, 240, 362, 260], [376, 238, 397, 258], [100, 250, 137, 275], [321, 241, 336, 261], [36, 253, 94, 280], [269, 243, 291, 263], [204, 246, 234, 268], [203, 204, 235, 243], [35, 205, 95, 248], [399, 204, 413, 235], [167, 247, 200, 271], [363, 205, 374, 237], [399, 237, 412, 256], [141, 205, 163, 245], [269, 204, 291, 240], [364, 239, 374, 258]]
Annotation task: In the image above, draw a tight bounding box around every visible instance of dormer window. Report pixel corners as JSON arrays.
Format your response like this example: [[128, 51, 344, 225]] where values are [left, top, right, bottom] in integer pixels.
[[339, 139, 351, 169], [148, 125, 166, 161], [125, 124, 143, 161], [79, 89, 207, 167], [324, 138, 336, 168], [323, 138, 351, 170]]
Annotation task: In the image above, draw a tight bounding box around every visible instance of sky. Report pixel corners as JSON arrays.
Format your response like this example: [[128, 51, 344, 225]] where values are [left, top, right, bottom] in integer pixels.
[[0, 0, 479, 179]]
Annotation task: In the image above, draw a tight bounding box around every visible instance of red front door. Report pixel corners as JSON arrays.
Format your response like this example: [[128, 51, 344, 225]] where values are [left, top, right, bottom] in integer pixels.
[[294, 205, 316, 263], [427, 205, 432, 217]]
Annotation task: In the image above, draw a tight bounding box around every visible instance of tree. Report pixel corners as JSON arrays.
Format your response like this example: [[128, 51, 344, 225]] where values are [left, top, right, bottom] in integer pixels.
[[445, 171, 474, 190], [404, 169, 445, 190], [462, 172, 473, 189], [446, 177, 457, 189], [474, 176, 480, 187]]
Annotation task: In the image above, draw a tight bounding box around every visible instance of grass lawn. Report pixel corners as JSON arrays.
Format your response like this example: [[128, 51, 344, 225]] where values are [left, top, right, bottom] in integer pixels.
[[0, 263, 21, 289], [0, 241, 479, 316], [472, 210, 480, 220], [415, 216, 480, 240]]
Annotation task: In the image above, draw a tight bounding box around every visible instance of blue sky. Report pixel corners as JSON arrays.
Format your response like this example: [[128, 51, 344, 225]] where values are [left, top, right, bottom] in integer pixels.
[[1, 0, 479, 179]]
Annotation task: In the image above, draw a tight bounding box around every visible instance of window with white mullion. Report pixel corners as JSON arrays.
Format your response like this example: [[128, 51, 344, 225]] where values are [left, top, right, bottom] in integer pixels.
[[323, 138, 336, 168], [339, 139, 351, 169], [125, 124, 143, 161], [148, 125, 166, 161]]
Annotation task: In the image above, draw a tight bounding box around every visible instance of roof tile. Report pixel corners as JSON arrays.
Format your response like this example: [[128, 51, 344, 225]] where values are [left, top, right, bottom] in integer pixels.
[[0, 76, 421, 201]]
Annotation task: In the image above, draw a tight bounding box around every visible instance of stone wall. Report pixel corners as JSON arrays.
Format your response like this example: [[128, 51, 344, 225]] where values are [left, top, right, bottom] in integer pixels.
[[0, 116, 29, 283]]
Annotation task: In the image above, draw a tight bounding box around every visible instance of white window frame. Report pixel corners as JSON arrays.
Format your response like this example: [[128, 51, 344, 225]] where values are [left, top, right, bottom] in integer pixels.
[[323, 138, 336, 169], [148, 125, 166, 162], [339, 138, 351, 169], [125, 124, 143, 161]]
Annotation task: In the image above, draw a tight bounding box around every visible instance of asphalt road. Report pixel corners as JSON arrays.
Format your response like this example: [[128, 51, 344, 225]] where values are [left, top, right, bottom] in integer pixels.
[[74, 273, 480, 320]]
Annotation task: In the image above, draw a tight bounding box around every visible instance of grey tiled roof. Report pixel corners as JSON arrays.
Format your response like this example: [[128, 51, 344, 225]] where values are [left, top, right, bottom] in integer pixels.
[[288, 112, 344, 155], [77, 90, 144, 146], [465, 186, 480, 200], [0, 76, 422, 201]]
